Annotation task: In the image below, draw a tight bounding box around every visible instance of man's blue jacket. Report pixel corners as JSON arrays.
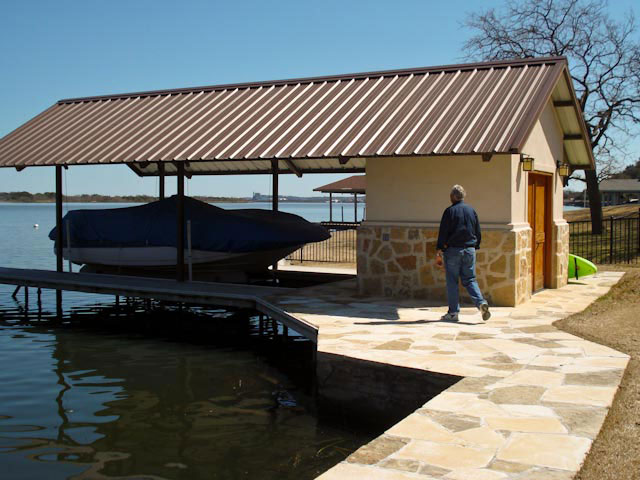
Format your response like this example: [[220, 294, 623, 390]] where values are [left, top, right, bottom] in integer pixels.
[[436, 200, 481, 251]]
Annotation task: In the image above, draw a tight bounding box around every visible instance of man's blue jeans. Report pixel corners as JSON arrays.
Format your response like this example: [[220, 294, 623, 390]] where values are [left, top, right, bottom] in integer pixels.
[[444, 247, 486, 314]]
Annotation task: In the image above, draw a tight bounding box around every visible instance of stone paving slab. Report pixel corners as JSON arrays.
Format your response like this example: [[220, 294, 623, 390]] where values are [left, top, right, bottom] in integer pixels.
[[265, 271, 629, 480]]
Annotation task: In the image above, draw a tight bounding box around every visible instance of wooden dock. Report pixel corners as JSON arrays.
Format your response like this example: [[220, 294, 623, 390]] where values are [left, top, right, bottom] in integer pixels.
[[0, 267, 318, 342]]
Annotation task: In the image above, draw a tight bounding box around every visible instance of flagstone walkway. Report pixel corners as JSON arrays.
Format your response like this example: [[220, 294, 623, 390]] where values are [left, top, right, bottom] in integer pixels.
[[266, 271, 629, 480]]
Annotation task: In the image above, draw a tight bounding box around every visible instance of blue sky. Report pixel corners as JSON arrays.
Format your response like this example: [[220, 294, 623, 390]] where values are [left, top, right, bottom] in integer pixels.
[[1, 0, 637, 197]]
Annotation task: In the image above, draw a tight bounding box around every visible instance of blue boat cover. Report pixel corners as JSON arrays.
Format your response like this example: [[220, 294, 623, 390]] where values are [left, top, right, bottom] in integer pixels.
[[49, 196, 330, 252]]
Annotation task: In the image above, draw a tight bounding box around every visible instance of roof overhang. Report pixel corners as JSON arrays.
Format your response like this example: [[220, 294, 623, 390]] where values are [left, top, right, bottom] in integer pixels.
[[0, 56, 595, 174], [549, 67, 595, 170]]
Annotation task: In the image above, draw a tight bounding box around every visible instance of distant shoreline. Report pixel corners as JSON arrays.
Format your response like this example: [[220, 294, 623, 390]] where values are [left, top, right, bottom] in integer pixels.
[[0, 192, 357, 204]]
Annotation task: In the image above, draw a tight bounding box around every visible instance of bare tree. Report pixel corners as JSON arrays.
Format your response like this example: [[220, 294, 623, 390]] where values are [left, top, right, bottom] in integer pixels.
[[463, 0, 640, 233]]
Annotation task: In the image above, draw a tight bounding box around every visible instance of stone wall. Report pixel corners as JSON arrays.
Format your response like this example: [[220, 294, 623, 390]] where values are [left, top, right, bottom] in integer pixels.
[[357, 224, 533, 307], [552, 221, 570, 288]]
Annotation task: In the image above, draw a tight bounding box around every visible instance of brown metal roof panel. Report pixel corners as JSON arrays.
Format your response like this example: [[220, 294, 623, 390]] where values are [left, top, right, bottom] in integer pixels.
[[229, 81, 329, 160], [135, 90, 227, 161], [374, 71, 448, 155], [278, 79, 361, 157], [325, 76, 409, 157], [453, 67, 513, 153], [4, 101, 104, 164], [477, 66, 538, 152], [357, 72, 436, 155], [126, 91, 215, 162], [330, 75, 411, 157], [432, 68, 498, 153], [314, 76, 396, 158], [225, 82, 323, 160], [398, 70, 469, 155], [419, 69, 490, 154], [52, 95, 179, 166], [507, 62, 566, 152], [341, 73, 423, 156], [493, 64, 552, 151], [0, 104, 61, 161], [174, 86, 268, 160], [65, 94, 182, 166], [199, 84, 303, 160], [495, 64, 552, 152], [25, 99, 126, 166], [154, 88, 250, 160], [258, 80, 344, 159], [195, 85, 290, 159], [472, 65, 535, 153], [210, 83, 310, 160], [296, 78, 376, 158]]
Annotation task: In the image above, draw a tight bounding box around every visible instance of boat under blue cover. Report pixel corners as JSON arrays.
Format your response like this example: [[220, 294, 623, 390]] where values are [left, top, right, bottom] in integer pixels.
[[49, 196, 330, 252]]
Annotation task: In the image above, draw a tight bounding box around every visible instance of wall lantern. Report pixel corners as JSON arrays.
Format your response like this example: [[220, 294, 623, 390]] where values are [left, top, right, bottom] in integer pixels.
[[556, 161, 570, 177], [520, 154, 534, 172]]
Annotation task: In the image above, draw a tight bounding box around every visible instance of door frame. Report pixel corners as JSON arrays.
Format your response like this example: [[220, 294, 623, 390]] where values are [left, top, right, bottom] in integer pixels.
[[528, 172, 553, 292]]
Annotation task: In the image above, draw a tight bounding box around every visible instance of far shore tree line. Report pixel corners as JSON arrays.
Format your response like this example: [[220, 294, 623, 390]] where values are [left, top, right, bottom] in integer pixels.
[[0, 192, 251, 203]]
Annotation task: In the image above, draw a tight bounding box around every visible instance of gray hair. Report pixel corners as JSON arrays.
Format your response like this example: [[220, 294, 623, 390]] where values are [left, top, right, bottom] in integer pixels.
[[451, 185, 466, 201]]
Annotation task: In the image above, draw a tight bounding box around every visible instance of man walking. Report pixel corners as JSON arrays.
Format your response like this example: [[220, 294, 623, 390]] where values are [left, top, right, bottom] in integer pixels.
[[436, 185, 490, 322]]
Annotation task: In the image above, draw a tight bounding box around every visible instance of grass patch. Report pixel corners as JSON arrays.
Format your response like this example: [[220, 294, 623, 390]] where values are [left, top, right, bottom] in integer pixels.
[[564, 204, 639, 222], [554, 267, 640, 480]]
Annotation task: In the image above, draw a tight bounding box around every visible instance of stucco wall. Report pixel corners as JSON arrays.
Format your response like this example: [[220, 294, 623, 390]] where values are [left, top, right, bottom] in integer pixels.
[[522, 99, 565, 221], [366, 155, 513, 225]]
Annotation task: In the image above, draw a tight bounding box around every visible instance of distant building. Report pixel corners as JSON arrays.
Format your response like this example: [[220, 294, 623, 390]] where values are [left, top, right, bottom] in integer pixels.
[[599, 179, 640, 205]]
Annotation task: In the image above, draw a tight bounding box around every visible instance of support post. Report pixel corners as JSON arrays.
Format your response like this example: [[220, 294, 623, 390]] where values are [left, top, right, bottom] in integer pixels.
[[354, 193, 358, 222], [177, 162, 185, 282], [55, 165, 63, 317], [271, 159, 279, 212], [158, 162, 165, 200], [271, 159, 279, 272], [329, 192, 333, 222]]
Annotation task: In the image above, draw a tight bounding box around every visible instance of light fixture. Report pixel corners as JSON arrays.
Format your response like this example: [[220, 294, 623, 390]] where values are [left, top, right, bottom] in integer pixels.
[[556, 160, 570, 177], [520, 154, 534, 172]]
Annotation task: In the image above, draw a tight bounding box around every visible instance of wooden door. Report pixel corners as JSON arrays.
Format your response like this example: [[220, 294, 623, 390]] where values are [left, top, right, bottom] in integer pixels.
[[528, 174, 550, 292]]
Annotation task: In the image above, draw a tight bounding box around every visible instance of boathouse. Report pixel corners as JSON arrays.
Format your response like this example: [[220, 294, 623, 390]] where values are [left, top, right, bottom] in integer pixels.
[[0, 56, 593, 306]]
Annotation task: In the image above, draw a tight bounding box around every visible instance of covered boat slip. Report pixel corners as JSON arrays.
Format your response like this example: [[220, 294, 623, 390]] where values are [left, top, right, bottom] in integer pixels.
[[0, 56, 595, 310]]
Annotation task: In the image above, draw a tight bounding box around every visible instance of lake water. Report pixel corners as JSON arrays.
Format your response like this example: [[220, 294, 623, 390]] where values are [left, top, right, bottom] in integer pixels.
[[0, 203, 372, 480]]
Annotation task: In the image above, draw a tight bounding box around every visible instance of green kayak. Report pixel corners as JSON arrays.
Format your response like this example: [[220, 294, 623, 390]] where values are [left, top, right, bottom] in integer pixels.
[[568, 254, 597, 279]]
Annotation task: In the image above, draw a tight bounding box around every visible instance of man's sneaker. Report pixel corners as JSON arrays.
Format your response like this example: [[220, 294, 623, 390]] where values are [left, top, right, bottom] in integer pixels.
[[479, 302, 491, 321], [440, 312, 459, 322]]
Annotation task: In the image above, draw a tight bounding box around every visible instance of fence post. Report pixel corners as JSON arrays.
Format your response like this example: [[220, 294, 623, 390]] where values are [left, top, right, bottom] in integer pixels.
[[609, 216, 614, 263], [637, 208, 640, 254]]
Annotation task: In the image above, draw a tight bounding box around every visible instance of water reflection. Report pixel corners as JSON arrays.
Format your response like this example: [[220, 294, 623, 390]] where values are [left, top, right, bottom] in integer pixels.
[[0, 303, 368, 480]]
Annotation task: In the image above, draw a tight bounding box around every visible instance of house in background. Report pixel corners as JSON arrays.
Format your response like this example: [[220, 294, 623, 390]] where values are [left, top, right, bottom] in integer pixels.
[[599, 179, 640, 205]]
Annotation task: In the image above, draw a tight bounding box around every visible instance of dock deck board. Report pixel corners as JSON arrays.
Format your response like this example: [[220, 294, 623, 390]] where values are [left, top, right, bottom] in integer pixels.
[[0, 267, 318, 341]]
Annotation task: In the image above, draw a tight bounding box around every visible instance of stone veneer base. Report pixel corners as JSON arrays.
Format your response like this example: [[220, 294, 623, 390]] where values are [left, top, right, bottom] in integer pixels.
[[357, 224, 533, 307]]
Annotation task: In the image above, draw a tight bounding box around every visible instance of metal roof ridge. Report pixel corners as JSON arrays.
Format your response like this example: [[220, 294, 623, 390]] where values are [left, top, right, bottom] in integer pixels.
[[56, 56, 568, 105]]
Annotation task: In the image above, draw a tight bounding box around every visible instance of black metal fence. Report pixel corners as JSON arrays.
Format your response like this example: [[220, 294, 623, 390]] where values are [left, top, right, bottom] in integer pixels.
[[286, 212, 640, 266], [569, 210, 640, 264], [285, 222, 358, 264]]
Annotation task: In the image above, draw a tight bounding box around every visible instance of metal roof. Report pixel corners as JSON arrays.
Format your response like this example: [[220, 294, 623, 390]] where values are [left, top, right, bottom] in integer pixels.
[[599, 179, 640, 192], [314, 175, 366, 194], [0, 56, 594, 176]]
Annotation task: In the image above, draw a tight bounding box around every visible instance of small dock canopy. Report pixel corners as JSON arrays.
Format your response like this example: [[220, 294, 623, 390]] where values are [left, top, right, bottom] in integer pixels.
[[314, 175, 365, 194], [314, 175, 366, 223], [0, 56, 594, 176]]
